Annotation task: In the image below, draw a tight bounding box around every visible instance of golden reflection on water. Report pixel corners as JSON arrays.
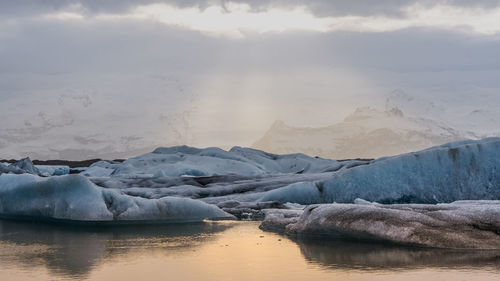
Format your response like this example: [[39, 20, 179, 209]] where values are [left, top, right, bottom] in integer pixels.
[[0, 220, 499, 281]]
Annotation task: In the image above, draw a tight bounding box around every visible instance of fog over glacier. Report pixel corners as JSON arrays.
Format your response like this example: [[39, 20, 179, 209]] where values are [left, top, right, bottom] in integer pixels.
[[1, 0, 500, 160]]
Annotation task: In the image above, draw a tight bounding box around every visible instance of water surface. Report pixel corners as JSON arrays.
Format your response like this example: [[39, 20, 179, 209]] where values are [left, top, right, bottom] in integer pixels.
[[0, 220, 499, 281]]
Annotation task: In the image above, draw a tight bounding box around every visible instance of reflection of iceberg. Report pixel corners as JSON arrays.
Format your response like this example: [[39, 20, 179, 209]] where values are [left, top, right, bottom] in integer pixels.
[[295, 237, 500, 271], [0, 174, 233, 222], [0, 219, 232, 278]]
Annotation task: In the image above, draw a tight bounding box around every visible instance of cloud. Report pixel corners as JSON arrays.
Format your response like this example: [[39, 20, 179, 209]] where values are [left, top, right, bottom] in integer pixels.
[[36, 2, 500, 38], [1, 0, 500, 158]]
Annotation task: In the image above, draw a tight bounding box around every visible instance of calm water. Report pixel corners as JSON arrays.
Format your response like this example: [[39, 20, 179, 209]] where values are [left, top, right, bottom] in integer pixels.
[[0, 220, 499, 281]]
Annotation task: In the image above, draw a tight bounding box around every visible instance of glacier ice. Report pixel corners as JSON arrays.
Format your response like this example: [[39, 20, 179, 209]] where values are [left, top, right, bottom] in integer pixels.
[[106, 145, 343, 178], [0, 157, 40, 175], [1, 159, 70, 177], [215, 200, 288, 219], [259, 208, 303, 232], [81, 160, 121, 177], [259, 138, 500, 204], [1, 137, 500, 239], [80, 138, 500, 222], [36, 165, 70, 176], [260, 200, 500, 249], [228, 146, 345, 174], [10, 157, 40, 175], [0, 174, 112, 221], [0, 174, 233, 222], [82, 138, 500, 209], [90, 172, 336, 205]]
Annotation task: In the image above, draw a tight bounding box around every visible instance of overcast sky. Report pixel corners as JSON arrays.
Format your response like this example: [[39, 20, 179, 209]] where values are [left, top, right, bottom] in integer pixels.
[[1, 0, 500, 159]]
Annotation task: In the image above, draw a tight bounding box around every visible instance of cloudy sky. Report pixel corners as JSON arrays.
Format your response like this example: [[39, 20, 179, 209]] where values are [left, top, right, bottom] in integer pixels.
[[1, 0, 500, 159]]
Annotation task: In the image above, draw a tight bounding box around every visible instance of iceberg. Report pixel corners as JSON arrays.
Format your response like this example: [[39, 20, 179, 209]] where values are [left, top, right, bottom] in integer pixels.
[[36, 165, 70, 176], [108, 145, 342, 178], [228, 146, 344, 174], [215, 200, 288, 219], [81, 160, 120, 177], [259, 138, 500, 204], [80, 138, 500, 217], [2, 138, 500, 233], [0, 174, 233, 223], [259, 208, 303, 232], [0, 157, 40, 175], [91, 172, 336, 208], [260, 201, 500, 249]]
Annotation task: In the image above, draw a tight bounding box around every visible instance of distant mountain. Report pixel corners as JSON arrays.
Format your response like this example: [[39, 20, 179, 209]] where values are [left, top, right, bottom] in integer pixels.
[[384, 89, 500, 137], [252, 107, 474, 159]]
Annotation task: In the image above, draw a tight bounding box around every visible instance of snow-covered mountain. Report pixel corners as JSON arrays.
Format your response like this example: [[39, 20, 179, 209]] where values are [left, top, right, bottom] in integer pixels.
[[384, 89, 500, 137], [252, 107, 475, 159]]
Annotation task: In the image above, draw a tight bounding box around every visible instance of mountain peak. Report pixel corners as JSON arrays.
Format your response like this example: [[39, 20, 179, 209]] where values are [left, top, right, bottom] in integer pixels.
[[253, 107, 467, 159]]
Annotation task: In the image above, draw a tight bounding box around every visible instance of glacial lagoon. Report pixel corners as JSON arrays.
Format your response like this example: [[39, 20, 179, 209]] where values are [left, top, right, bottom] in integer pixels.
[[0, 220, 499, 281]]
